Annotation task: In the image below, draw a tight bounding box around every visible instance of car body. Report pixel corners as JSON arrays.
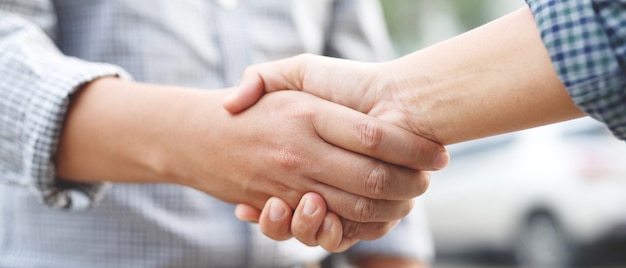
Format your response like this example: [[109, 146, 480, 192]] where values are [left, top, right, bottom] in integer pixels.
[[422, 117, 626, 267]]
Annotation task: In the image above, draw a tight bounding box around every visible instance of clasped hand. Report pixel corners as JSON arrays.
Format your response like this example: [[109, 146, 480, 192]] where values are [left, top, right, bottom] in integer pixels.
[[222, 54, 449, 252]]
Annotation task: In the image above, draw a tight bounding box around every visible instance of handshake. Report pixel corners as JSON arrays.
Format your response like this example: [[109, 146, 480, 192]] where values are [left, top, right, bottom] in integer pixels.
[[42, 5, 611, 267], [57, 7, 582, 257], [219, 7, 584, 252], [221, 54, 451, 252]]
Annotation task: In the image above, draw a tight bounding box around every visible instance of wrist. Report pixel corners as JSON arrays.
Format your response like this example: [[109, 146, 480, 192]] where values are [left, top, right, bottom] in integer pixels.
[[377, 59, 441, 144], [379, 8, 582, 145], [56, 77, 216, 186]]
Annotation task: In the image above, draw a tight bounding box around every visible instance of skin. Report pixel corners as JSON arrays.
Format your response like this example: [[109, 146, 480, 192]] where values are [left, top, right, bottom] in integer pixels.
[[223, 6, 585, 252], [54, 77, 446, 256]]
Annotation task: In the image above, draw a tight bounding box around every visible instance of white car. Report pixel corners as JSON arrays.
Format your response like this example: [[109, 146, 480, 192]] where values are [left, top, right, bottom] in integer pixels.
[[423, 117, 626, 267]]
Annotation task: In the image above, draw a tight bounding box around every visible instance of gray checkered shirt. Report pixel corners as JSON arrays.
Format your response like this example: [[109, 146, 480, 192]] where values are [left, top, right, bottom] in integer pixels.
[[0, 0, 433, 267]]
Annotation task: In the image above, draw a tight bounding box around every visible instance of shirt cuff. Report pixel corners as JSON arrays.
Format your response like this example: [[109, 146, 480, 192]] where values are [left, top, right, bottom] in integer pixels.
[[0, 11, 134, 210], [28, 60, 132, 210], [525, 0, 626, 140]]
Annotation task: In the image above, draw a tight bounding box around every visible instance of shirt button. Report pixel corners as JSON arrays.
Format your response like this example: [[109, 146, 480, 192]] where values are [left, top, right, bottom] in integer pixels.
[[219, 0, 238, 10]]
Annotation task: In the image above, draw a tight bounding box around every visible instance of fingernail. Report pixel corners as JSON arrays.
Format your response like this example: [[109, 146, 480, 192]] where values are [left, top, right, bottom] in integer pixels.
[[269, 201, 286, 221], [322, 217, 333, 232], [234, 205, 246, 220], [432, 151, 449, 170], [302, 197, 317, 216]]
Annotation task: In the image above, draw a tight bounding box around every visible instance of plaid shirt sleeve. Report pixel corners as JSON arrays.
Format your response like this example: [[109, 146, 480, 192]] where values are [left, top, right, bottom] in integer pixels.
[[526, 0, 626, 140], [0, 7, 130, 210]]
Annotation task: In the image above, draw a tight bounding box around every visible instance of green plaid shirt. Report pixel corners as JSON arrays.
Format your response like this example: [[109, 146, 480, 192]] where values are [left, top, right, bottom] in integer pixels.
[[526, 0, 626, 140]]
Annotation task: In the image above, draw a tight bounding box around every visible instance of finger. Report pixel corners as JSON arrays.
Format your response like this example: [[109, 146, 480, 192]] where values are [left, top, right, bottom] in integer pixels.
[[313, 100, 447, 171], [340, 218, 401, 241], [258, 197, 293, 241], [256, 54, 363, 108], [244, 55, 308, 95], [288, 192, 327, 246], [247, 54, 391, 116], [317, 212, 358, 253], [234, 204, 261, 223], [308, 137, 432, 201], [309, 182, 418, 222], [286, 193, 404, 251], [287, 96, 433, 201], [224, 54, 339, 114], [223, 55, 307, 113], [301, 135, 429, 220], [313, 213, 401, 253], [222, 73, 266, 114]]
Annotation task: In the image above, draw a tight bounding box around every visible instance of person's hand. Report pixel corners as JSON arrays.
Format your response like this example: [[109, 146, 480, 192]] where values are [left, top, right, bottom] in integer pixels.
[[224, 6, 586, 251], [235, 192, 367, 252], [216, 90, 442, 251], [222, 54, 433, 140], [221, 54, 449, 250], [188, 89, 439, 217]]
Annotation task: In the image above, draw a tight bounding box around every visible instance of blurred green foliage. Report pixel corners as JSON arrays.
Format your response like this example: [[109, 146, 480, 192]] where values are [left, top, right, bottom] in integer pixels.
[[380, 0, 421, 55], [380, 0, 505, 55]]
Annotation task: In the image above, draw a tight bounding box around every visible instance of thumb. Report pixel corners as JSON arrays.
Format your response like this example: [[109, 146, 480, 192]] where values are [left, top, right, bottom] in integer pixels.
[[222, 72, 266, 114], [223, 54, 312, 113]]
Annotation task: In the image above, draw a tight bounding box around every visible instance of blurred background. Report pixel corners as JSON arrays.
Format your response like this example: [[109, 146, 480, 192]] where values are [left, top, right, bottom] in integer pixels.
[[380, 1, 626, 268], [381, 0, 523, 56]]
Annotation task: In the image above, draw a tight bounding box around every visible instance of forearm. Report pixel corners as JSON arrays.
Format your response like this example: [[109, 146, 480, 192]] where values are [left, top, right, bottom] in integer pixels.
[[56, 77, 222, 187], [388, 7, 584, 145]]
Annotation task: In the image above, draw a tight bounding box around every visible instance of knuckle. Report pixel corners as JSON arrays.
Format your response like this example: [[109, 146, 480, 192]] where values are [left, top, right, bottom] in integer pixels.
[[413, 140, 441, 168], [353, 196, 376, 222], [415, 171, 431, 197], [292, 228, 318, 247], [341, 219, 361, 239], [364, 163, 389, 198], [272, 147, 305, 171], [356, 119, 383, 152]]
